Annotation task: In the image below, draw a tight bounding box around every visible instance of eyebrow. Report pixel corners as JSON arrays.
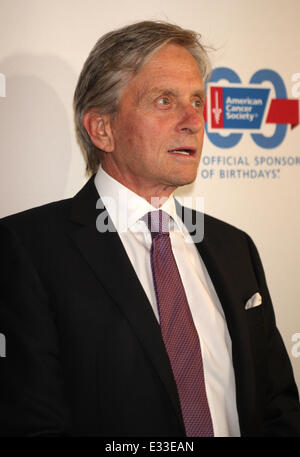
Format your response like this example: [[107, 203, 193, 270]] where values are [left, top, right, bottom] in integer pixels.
[[136, 86, 206, 105]]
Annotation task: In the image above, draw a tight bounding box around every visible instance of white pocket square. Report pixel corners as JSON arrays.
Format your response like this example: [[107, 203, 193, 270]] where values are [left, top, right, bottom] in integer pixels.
[[245, 292, 262, 310]]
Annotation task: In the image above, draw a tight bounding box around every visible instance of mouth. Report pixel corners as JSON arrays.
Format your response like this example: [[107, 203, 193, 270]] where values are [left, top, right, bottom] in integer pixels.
[[168, 147, 196, 157]]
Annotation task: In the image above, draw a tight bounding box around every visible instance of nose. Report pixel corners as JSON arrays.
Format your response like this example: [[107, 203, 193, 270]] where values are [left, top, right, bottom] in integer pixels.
[[176, 103, 203, 134]]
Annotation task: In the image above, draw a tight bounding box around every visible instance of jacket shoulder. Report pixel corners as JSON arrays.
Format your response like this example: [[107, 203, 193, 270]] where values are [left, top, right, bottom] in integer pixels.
[[0, 198, 72, 238], [203, 212, 246, 237]]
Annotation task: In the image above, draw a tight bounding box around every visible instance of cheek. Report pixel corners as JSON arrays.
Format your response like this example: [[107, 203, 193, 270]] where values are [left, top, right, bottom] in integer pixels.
[[116, 117, 136, 148], [114, 109, 172, 157], [112, 125, 140, 164], [136, 117, 171, 149], [125, 118, 162, 151]]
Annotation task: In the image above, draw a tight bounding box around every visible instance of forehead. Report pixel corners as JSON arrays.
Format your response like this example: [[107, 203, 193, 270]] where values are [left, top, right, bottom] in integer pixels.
[[123, 43, 204, 100], [143, 43, 201, 73]]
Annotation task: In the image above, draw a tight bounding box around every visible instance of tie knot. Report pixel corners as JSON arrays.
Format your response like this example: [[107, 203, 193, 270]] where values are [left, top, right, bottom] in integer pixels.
[[143, 210, 170, 239]]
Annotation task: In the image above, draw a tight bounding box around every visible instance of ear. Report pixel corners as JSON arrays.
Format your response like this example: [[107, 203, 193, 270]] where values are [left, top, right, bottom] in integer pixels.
[[83, 110, 115, 152]]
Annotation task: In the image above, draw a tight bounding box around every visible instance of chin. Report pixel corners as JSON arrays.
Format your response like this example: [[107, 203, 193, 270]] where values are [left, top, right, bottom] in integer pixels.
[[171, 171, 198, 187]]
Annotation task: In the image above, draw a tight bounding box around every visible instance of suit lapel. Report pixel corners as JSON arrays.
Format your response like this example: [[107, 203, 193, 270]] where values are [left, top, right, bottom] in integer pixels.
[[68, 177, 184, 431]]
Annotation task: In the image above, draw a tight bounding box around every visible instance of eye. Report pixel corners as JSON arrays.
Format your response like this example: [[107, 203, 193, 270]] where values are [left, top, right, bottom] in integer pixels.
[[156, 96, 171, 107], [192, 99, 203, 109]]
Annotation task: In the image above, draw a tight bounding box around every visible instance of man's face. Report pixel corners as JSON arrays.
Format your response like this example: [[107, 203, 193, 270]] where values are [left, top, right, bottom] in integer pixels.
[[103, 43, 205, 201]]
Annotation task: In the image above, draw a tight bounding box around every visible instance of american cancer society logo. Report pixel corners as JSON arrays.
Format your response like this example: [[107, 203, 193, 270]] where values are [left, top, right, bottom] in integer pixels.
[[206, 84, 299, 131], [204, 68, 299, 149]]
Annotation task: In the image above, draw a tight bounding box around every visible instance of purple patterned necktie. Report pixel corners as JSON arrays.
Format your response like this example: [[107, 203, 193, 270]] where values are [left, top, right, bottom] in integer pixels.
[[144, 210, 214, 437]]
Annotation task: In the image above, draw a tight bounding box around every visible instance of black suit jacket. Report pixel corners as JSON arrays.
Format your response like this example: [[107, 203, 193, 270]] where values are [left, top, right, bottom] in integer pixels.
[[0, 176, 299, 436]]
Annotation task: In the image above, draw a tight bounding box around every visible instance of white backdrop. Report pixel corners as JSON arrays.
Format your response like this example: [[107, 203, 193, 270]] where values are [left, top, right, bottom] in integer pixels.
[[1, 0, 299, 388]]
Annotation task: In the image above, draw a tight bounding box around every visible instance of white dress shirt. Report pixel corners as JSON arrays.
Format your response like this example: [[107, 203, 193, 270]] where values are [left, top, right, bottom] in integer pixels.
[[94, 165, 241, 437]]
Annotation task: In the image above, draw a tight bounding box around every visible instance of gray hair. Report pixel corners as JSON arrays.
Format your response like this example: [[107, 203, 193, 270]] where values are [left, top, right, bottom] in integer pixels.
[[73, 21, 212, 175]]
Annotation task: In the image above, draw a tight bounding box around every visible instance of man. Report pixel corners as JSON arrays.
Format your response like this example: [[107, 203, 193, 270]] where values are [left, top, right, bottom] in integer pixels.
[[0, 21, 299, 437]]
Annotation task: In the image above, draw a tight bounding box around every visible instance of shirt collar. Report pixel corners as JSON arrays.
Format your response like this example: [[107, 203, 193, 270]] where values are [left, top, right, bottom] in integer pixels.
[[94, 165, 184, 234]]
